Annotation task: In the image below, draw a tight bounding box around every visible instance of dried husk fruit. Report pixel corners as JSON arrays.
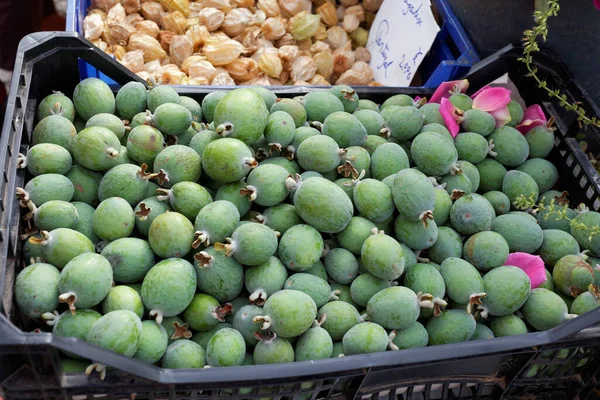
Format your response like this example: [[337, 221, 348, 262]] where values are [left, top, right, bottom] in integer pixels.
[[120, 50, 145, 72], [140, 2, 164, 24], [313, 50, 333, 79], [276, 33, 296, 47], [354, 46, 370, 62], [188, 60, 218, 81], [342, 13, 359, 33], [310, 74, 330, 85], [316, 2, 337, 27], [211, 71, 236, 85], [257, 0, 281, 17], [109, 22, 137, 43], [159, 0, 190, 16], [159, 30, 176, 51], [181, 55, 206, 73], [222, 8, 253, 37], [122, 0, 142, 14], [291, 55, 316, 82], [91, 38, 109, 52], [289, 12, 321, 41], [170, 35, 194, 67], [198, 7, 225, 31], [137, 71, 152, 81], [159, 64, 186, 84], [336, 60, 373, 85], [125, 12, 144, 25], [261, 17, 286, 41], [339, 0, 358, 7], [84, 13, 104, 41], [277, 45, 299, 63], [202, 0, 233, 13], [112, 44, 127, 60], [362, 0, 383, 12], [258, 52, 283, 78], [143, 59, 163, 75], [204, 39, 247, 66], [278, 0, 311, 18], [186, 25, 210, 49], [128, 33, 168, 61], [233, 0, 255, 9], [91, 0, 118, 12], [161, 11, 188, 34], [107, 3, 127, 24], [135, 20, 160, 38], [310, 40, 330, 53], [326, 26, 348, 49], [226, 58, 261, 82], [333, 41, 355, 73]]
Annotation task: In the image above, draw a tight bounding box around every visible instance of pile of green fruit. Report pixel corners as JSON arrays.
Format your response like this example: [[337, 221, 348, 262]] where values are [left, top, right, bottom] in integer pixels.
[[12, 77, 600, 378]]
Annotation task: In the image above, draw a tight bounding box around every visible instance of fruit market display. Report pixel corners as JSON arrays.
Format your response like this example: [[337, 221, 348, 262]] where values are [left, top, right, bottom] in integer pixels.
[[14, 77, 600, 379], [83, 0, 381, 85]]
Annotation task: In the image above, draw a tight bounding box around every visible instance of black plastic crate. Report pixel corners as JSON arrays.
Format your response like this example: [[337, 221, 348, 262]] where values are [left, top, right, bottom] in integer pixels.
[[2, 31, 600, 400]]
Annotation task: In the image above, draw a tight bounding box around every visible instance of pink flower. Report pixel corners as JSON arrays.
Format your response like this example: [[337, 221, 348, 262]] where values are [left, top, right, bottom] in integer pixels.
[[505, 252, 547, 289], [471, 87, 513, 128], [516, 104, 548, 134], [595, 0, 600, 10], [429, 79, 469, 104], [439, 98, 463, 138]]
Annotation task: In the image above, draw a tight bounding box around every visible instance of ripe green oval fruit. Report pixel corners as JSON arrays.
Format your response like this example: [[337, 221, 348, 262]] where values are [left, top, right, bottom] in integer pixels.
[[295, 321, 333, 361], [285, 273, 333, 308], [336, 216, 377, 255], [73, 126, 122, 171], [58, 253, 113, 312], [232, 305, 263, 347], [381, 106, 424, 141], [244, 164, 289, 207], [363, 134, 388, 155], [219, 222, 278, 266], [126, 125, 165, 165], [258, 204, 301, 235], [440, 257, 485, 309], [471, 323, 495, 341], [350, 273, 391, 307], [202, 138, 256, 183], [526, 125, 554, 158], [23, 143, 72, 176], [539, 229, 580, 267], [404, 263, 445, 319], [15, 263, 60, 318], [460, 109, 496, 136], [92, 197, 135, 241], [194, 200, 240, 247], [134, 320, 168, 364], [322, 111, 368, 148], [353, 109, 385, 136], [192, 322, 233, 349], [420, 123, 452, 139], [480, 266, 531, 317], [490, 314, 528, 337], [32, 200, 79, 231], [394, 214, 438, 250], [440, 173, 472, 196], [297, 135, 345, 173], [420, 103, 444, 125], [87, 310, 142, 365], [571, 286, 600, 315], [428, 226, 463, 264], [102, 285, 144, 318], [34, 228, 94, 269], [371, 143, 410, 181], [476, 158, 507, 192], [411, 131, 458, 176], [457, 160, 480, 192], [303, 91, 344, 123], [115, 81, 147, 120], [253, 336, 295, 364], [245, 257, 288, 304], [342, 322, 388, 355], [148, 211, 195, 258], [483, 191, 510, 216], [361, 231, 405, 280], [153, 145, 202, 189], [330, 85, 359, 113], [502, 170, 540, 207], [454, 132, 490, 164], [270, 98, 307, 128], [179, 96, 202, 122], [426, 309, 476, 345], [553, 255, 595, 297], [489, 126, 529, 167], [392, 322, 429, 349], [492, 213, 543, 253], [66, 165, 101, 205], [86, 113, 126, 142], [202, 91, 227, 123], [433, 187, 452, 226], [101, 238, 155, 284], [324, 247, 359, 285], [147, 85, 180, 113], [522, 288, 574, 330], [206, 328, 246, 367], [317, 300, 361, 341], [162, 340, 205, 369], [158, 181, 212, 221], [516, 158, 558, 193], [392, 169, 436, 222], [193, 246, 244, 302], [134, 196, 172, 237], [367, 286, 429, 330], [214, 88, 268, 145], [264, 110, 295, 151], [351, 178, 394, 223], [463, 231, 509, 271], [37, 91, 76, 122], [183, 293, 228, 331], [98, 163, 151, 206], [450, 194, 494, 236], [73, 78, 115, 121], [255, 290, 317, 338], [22, 173, 74, 205], [32, 115, 77, 154], [571, 211, 600, 254], [52, 309, 102, 358], [153, 103, 192, 136]]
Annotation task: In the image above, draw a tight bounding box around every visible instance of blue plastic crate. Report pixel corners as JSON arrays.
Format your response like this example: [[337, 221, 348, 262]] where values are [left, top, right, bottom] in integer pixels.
[[66, 0, 478, 88]]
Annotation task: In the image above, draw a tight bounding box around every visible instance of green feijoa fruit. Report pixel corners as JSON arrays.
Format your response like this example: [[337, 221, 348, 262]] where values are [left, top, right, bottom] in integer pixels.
[[147, 85, 180, 113], [253, 336, 295, 364], [489, 126, 529, 167], [476, 158, 507, 193], [571, 286, 600, 315], [349, 273, 390, 308], [483, 191, 510, 216], [285, 273, 334, 308], [284, 126, 320, 159], [153, 103, 192, 136], [278, 224, 324, 272], [193, 246, 244, 302], [361, 231, 405, 280], [420, 123, 452, 140], [516, 158, 558, 193], [258, 204, 300, 235], [370, 142, 410, 181], [245, 256, 288, 304], [480, 266, 531, 317], [183, 293, 230, 332], [526, 125, 555, 159], [66, 165, 101, 205], [202, 91, 227, 123], [337, 216, 377, 255], [357, 99, 379, 112], [179, 96, 202, 123], [255, 290, 317, 338], [23, 234, 44, 261], [149, 211, 195, 258], [296, 135, 344, 173], [394, 214, 438, 250], [194, 200, 240, 247], [490, 314, 528, 337], [502, 170, 540, 208], [206, 328, 246, 367], [98, 163, 151, 206], [353, 109, 385, 137], [162, 340, 205, 369], [15, 263, 60, 318], [192, 322, 232, 349], [101, 238, 155, 283], [249, 87, 276, 110], [58, 253, 113, 312], [368, 286, 433, 329], [34, 228, 94, 269], [491, 213, 543, 253], [333, 178, 355, 205], [363, 135, 388, 155], [539, 230, 580, 267], [392, 168, 435, 222], [73, 126, 122, 171], [341, 146, 371, 177], [471, 323, 495, 340], [32, 115, 77, 153], [342, 322, 389, 355], [86, 310, 142, 365], [432, 187, 452, 226], [538, 269, 555, 291], [21, 173, 74, 205], [160, 316, 189, 342], [115, 81, 147, 120], [324, 248, 359, 285], [426, 309, 476, 345], [189, 130, 219, 158], [305, 261, 328, 282], [216, 222, 278, 265], [463, 231, 509, 271], [290, 176, 353, 233], [329, 85, 359, 113], [350, 178, 394, 223], [126, 125, 165, 165], [428, 226, 462, 264], [392, 322, 429, 349], [457, 160, 480, 192], [232, 305, 263, 347], [318, 301, 361, 341], [454, 132, 490, 164], [102, 285, 144, 318], [157, 181, 212, 221], [330, 282, 355, 307], [460, 109, 496, 136], [73, 78, 115, 121], [37, 91, 76, 122], [154, 145, 202, 188], [92, 197, 135, 241], [381, 106, 424, 141], [52, 309, 102, 358], [214, 88, 268, 145], [23, 143, 72, 176], [216, 180, 252, 217], [243, 164, 289, 207], [404, 263, 446, 315], [86, 113, 126, 142], [142, 258, 197, 323], [571, 211, 600, 254], [449, 93, 473, 110], [134, 320, 168, 364], [440, 257, 485, 309], [419, 103, 444, 125], [270, 98, 307, 127], [295, 321, 333, 361], [134, 196, 172, 237], [260, 157, 301, 175], [264, 110, 295, 152], [303, 91, 344, 123], [411, 131, 458, 176], [32, 200, 78, 231], [322, 111, 368, 148], [202, 138, 256, 183], [506, 100, 524, 128], [440, 173, 472, 196], [537, 191, 577, 232], [381, 94, 414, 109], [450, 193, 494, 235], [553, 255, 595, 297], [522, 288, 575, 331]]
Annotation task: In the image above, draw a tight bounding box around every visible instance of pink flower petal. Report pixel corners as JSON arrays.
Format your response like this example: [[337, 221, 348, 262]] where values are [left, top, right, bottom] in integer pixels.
[[429, 79, 470, 104], [470, 85, 491, 99], [595, 0, 600, 10], [440, 98, 460, 138], [490, 106, 512, 128], [516, 120, 546, 134], [505, 252, 546, 289], [515, 105, 547, 134], [472, 87, 512, 112]]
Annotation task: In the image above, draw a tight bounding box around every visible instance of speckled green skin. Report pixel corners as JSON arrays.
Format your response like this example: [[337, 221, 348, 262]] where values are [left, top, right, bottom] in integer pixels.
[[232, 305, 263, 347], [246, 88, 274, 111], [33, 115, 77, 154], [126, 125, 165, 165], [303, 91, 344, 123], [134, 196, 171, 237], [381, 106, 424, 141], [196, 246, 243, 302], [502, 170, 540, 207], [426, 309, 476, 345], [353, 179, 394, 223], [323, 248, 358, 285], [362, 135, 387, 156], [177, 96, 202, 123], [368, 287, 421, 329], [202, 91, 227, 123], [483, 191, 510, 216], [411, 131, 458, 176], [392, 169, 435, 221], [463, 231, 509, 271], [134, 320, 168, 364], [214, 182, 250, 218], [418, 103, 443, 125], [539, 230, 580, 267], [522, 288, 570, 331], [182, 293, 223, 332], [450, 194, 494, 236], [193, 200, 239, 245], [25, 143, 72, 176], [40, 228, 94, 269], [86, 113, 125, 142], [147, 86, 180, 113], [454, 132, 489, 164], [260, 290, 317, 338], [336, 217, 377, 255], [516, 158, 558, 193], [394, 215, 438, 250], [98, 164, 149, 206], [295, 325, 333, 361], [571, 211, 600, 254], [263, 111, 295, 149], [318, 301, 361, 341], [15, 263, 60, 318], [506, 101, 524, 127], [214, 89, 268, 146], [254, 337, 295, 364], [245, 164, 289, 207], [206, 328, 246, 367], [293, 177, 353, 234], [66, 165, 101, 205], [379, 94, 412, 109], [457, 161, 480, 192], [361, 233, 405, 280], [420, 123, 452, 140], [489, 126, 530, 167], [92, 197, 134, 241], [226, 222, 277, 266], [37, 92, 76, 122], [73, 126, 122, 171], [114, 82, 147, 120], [153, 145, 202, 189], [481, 266, 531, 316], [331, 282, 356, 305], [322, 112, 368, 148], [73, 78, 115, 121], [492, 214, 543, 253], [192, 322, 232, 349], [440, 258, 484, 304], [296, 135, 342, 173], [328, 85, 358, 113], [284, 273, 332, 308], [245, 256, 288, 299], [490, 314, 528, 337], [33, 200, 78, 231], [142, 258, 196, 318], [349, 273, 390, 307], [304, 261, 327, 282], [353, 109, 385, 137], [427, 227, 462, 265], [553, 255, 595, 297], [571, 291, 600, 315], [162, 340, 205, 369], [342, 322, 388, 355], [471, 323, 495, 341], [202, 138, 255, 183], [476, 159, 507, 192], [259, 204, 299, 235], [357, 99, 379, 112], [58, 253, 113, 309], [260, 157, 301, 175], [53, 309, 102, 358], [448, 93, 472, 110], [460, 109, 495, 136], [268, 99, 305, 128], [23, 234, 44, 261], [152, 103, 192, 136], [526, 125, 555, 158], [102, 285, 144, 318], [393, 322, 429, 349], [188, 130, 218, 158], [164, 182, 212, 221], [87, 312, 141, 359], [538, 269, 555, 291], [430, 189, 450, 227], [343, 146, 371, 177], [440, 173, 472, 195], [404, 263, 445, 302], [148, 211, 195, 258], [24, 173, 74, 205], [102, 238, 154, 284], [537, 191, 577, 232]]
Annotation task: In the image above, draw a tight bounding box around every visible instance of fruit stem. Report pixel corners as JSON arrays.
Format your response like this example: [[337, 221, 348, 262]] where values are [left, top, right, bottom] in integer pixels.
[[156, 188, 171, 202], [171, 321, 193, 340], [285, 174, 302, 192], [214, 238, 235, 257], [268, 143, 282, 154], [254, 329, 276, 343], [565, 313, 578, 320], [15, 187, 31, 208], [240, 185, 258, 202], [212, 303, 233, 322], [451, 190, 466, 200], [419, 210, 434, 228], [41, 310, 60, 326], [252, 315, 272, 330], [58, 292, 78, 315], [250, 212, 265, 224], [85, 363, 107, 381], [216, 122, 234, 137], [329, 290, 341, 301], [467, 293, 487, 314], [337, 161, 359, 179], [487, 140, 498, 157], [249, 289, 268, 305], [310, 121, 323, 131], [28, 230, 49, 245], [244, 157, 258, 169], [134, 202, 152, 221], [433, 298, 448, 317], [387, 330, 399, 351], [416, 292, 434, 309], [149, 309, 164, 325], [379, 126, 390, 138], [193, 250, 214, 266], [17, 153, 26, 169], [282, 146, 295, 160]]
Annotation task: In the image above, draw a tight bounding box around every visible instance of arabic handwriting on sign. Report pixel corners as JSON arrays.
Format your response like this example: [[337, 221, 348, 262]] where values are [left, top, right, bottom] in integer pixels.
[[374, 19, 393, 78], [402, 0, 423, 26], [412, 47, 423, 66], [398, 53, 413, 81]]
